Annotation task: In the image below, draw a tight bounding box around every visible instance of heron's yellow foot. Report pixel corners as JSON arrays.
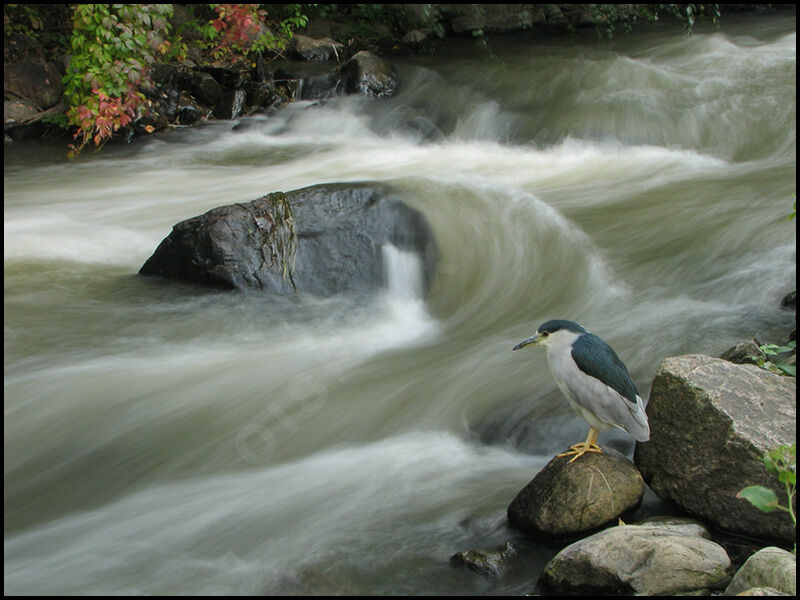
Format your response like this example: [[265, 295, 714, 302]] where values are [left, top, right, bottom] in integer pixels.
[[558, 442, 603, 463]]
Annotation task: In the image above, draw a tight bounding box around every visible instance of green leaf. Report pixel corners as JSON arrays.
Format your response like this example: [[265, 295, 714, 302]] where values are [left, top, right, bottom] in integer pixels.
[[778, 469, 796, 485], [737, 486, 779, 512], [764, 457, 777, 474]]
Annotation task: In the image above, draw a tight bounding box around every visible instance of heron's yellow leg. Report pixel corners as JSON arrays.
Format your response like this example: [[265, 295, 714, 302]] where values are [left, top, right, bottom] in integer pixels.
[[558, 428, 602, 463]]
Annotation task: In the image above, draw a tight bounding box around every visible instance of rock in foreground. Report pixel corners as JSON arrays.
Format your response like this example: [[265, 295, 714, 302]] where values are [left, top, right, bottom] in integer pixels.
[[139, 182, 437, 296], [538, 521, 731, 595], [725, 546, 796, 596], [507, 447, 644, 538], [634, 355, 796, 544]]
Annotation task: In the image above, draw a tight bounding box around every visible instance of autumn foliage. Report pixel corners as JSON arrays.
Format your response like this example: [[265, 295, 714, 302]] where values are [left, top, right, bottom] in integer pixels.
[[63, 4, 173, 157], [211, 4, 266, 56]]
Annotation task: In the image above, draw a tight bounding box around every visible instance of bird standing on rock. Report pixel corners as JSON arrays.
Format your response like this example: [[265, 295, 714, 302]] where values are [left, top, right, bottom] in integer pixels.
[[513, 319, 650, 462]]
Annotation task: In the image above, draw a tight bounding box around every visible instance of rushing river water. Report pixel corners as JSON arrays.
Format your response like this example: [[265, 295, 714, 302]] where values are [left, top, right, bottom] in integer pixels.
[[4, 14, 796, 595]]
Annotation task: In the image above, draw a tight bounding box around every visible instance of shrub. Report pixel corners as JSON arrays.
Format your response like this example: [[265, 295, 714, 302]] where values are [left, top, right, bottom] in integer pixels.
[[63, 4, 174, 157], [206, 3, 309, 59]]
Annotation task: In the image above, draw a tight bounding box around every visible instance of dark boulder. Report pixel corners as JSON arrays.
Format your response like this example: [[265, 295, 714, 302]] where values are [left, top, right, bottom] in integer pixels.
[[4, 60, 65, 140], [200, 65, 244, 90], [139, 182, 437, 297], [289, 34, 345, 62], [175, 94, 205, 125], [780, 290, 796, 310], [299, 72, 344, 101], [245, 81, 289, 113], [150, 62, 180, 86], [214, 88, 246, 120], [4, 60, 63, 110], [174, 69, 223, 108], [273, 63, 344, 101], [339, 51, 399, 98], [507, 447, 644, 538], [634, 355, 796, 544], [720, 338, 766, 366]]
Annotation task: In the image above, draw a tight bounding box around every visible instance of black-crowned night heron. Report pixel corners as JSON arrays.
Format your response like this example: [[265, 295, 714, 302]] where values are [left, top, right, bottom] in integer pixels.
[[513, 319, 649, 462]]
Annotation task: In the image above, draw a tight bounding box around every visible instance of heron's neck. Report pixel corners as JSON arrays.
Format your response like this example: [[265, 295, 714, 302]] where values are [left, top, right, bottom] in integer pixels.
[[543, 330, 582, 357]]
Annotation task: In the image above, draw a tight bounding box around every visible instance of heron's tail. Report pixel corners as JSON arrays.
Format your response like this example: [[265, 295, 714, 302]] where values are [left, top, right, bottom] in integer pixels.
[[627, 395, 650, 442]]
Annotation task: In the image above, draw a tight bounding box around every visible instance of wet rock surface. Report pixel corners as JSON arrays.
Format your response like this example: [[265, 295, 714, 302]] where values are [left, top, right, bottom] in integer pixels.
[[140, 182, 437, 297], [450, 541, 517, 577], [725, 546, 796, 597], [507, 447, 645, 538], [634, 355, 797, 544], [538, 520, 732, 595]]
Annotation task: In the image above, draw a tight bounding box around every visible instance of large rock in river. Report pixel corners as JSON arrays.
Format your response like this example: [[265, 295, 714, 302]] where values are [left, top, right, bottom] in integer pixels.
[[139, 182, 437, 296], [634, 355, 796, 544], [507, 447, 644, 538]]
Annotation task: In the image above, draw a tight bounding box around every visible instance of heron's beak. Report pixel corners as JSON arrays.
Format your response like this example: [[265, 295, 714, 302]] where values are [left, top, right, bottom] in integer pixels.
[[513, 333, 541, 351]]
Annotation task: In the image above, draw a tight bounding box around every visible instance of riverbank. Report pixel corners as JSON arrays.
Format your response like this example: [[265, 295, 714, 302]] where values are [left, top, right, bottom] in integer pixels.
[[4, 4, 795, 147]]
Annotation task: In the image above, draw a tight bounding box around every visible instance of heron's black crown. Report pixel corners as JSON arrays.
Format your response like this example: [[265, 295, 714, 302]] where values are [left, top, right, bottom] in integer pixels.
[[538, 320, 588, 336]]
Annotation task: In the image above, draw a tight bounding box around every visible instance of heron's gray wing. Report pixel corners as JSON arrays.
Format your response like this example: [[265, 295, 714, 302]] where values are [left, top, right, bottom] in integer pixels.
[[571, 333, 639, 405], [568, 334, 650, 440]]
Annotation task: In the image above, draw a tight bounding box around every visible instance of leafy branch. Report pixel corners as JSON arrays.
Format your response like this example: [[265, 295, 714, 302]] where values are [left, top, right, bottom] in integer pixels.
[[738, 443, 797, 548]]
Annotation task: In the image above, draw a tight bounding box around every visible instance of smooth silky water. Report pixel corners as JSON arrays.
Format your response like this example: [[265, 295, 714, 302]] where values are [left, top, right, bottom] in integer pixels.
[[4, 16, 796, 595]]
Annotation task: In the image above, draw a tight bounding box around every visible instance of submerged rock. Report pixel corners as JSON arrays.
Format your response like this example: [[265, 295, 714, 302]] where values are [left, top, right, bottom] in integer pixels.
[[634, 355, 797, 544], [450, 541, 516, 577], [538, 521, 731, 595], [507, 447, 644, 538], [139, 182, 437, 297], [725, 546, 796, 596]]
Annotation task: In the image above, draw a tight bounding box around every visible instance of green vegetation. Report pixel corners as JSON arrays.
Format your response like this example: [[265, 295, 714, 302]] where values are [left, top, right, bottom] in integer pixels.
[[63, 4, 175, 156], [588, 4, 721, 38], [3, 4, 72, 61], [756, 341, 796, 377], [738, 444, 797, 549], [256, 192, 297, 291]]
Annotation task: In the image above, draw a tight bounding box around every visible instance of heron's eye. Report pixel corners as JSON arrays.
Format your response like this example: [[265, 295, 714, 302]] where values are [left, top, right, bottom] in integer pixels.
[[542, 331, 549, 337]]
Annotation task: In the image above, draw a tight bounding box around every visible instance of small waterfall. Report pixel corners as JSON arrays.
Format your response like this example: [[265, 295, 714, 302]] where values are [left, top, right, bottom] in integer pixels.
[[376, 244, 437, 345], [382, 244, 425, 301]]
